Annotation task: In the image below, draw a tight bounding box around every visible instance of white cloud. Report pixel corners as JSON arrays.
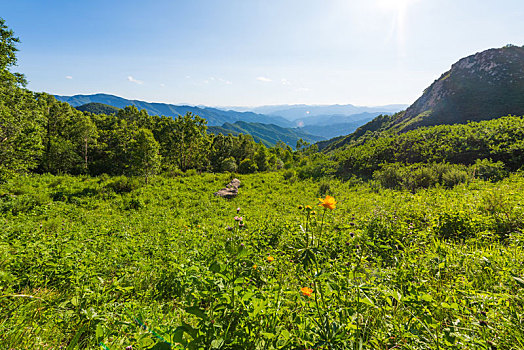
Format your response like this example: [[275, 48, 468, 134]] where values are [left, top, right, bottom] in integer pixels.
[[281, 78, 291, 85], [160, 83, 166, 87], [65, 75, 73, 80], [127, 75, 143, 85], [256, 76, 272, 83], [219, 78, 233, 85]]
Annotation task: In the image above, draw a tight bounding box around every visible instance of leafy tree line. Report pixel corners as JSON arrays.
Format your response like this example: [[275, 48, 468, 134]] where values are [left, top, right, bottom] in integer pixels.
[[0, 18, 311, 181], [3, 90, 302, 180]]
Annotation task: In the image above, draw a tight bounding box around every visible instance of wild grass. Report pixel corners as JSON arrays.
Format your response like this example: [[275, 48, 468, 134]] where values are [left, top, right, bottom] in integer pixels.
[[0, 172, 523, 349]]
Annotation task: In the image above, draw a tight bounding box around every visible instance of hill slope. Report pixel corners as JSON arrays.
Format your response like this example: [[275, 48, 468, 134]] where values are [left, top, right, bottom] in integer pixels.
[[391, 45, 524, 131], [55, 93, 293, 127], [208, 121, 325, 148], [75, 102, 120, 115], [320, 45, 524, 151]]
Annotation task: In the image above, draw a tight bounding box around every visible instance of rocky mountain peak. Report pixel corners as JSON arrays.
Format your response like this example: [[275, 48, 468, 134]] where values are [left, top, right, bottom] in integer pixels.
[[393, 45, 524, 131]]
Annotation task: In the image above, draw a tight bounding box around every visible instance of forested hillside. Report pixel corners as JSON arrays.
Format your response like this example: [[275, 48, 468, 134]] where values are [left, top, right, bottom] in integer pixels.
[[208, 121, 325, 147]]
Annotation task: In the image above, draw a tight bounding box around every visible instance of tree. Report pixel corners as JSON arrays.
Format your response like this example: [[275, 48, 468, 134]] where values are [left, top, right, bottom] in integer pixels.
[[0, 19, 44, 180], [254, 143, 270, 172], [238, 158, 258, 174], [172, 112, 209, 171], [69, 112, 98, 172], [130, 128, 161, 183], [0, 17, 26, 86]]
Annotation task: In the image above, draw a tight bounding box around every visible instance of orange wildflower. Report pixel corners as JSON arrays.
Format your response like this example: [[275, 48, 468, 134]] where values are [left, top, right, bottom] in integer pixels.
[[267, 256, 274, 262], [301, 287, 313, 297], [318, 195, 336, 210]]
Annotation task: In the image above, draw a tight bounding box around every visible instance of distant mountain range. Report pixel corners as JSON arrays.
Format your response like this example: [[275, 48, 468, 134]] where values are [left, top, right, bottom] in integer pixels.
[[71, 101, 326, 148], [55, 93, 293, 128], [224, 104, 408, 122], [56, 93, 406, 140]]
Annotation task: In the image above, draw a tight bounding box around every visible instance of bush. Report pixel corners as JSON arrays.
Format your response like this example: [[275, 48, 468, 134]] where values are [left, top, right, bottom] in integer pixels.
[[441, 168, 469, 188], [373, 163, 404, 189], [405, 167, 438, 191], [103, 176, 141, 194], [282, 169, 296, 181], [374, 162, 470, 191], [221, 157, 238, 173], [296, 161, 336, 180], [473, 158, 507, 181], [238, 158, 258, 174]]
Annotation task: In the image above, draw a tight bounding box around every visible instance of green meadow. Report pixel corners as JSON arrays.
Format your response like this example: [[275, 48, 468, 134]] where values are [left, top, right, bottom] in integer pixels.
[[1, 172, 523, 349]]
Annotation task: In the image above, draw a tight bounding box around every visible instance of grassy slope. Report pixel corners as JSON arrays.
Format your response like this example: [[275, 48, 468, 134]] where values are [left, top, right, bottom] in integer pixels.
[[1, 173, 523, 348]]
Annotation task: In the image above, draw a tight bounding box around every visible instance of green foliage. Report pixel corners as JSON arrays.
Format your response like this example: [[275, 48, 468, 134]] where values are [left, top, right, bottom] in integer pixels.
[[0, 173, 524, 348], [374, 162, 471, 191], [238, 158, 258, 174], [103, 175, 142, 194], [434, 210, 481, 240], [473, 158, 507, 181], [220, 156, 237, 173], [334, 115, 524, 179], [75, 102, 119, 115], [130, 128, 161, 182]]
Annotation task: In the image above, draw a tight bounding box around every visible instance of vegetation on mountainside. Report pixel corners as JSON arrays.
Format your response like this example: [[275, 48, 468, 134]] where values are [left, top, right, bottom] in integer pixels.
[[324, 115, 524, 180], [208, 121, 325, 148], [75, 102, 120, 115]]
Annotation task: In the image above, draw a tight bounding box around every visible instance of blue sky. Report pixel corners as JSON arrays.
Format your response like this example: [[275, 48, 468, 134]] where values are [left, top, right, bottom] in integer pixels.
[[2, 0, 523, 106]]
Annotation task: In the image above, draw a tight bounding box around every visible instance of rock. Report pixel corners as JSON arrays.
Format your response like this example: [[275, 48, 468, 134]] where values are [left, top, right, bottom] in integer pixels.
[[228, 178, 241, 189], [215, 178, 241, 199]]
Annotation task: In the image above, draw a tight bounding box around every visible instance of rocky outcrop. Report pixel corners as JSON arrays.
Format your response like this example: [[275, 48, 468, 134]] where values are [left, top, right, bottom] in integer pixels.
[[391, 45, 524, 131], [214, 178, 241, 199]]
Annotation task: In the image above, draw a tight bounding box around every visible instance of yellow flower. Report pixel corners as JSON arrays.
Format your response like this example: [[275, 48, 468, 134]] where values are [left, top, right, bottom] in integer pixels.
[[318, 195, 336, 210], [267, 256, 274, 262], [253, 264, 258, 270], [305, 205, 312, 211], [301, 287, 313, 297]]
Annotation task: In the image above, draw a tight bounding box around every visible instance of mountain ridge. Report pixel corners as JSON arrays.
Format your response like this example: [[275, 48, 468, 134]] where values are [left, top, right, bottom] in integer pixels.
[[55, 93, 293, 128], [319, 45, 524, 151], [391, 45, 524, 131]]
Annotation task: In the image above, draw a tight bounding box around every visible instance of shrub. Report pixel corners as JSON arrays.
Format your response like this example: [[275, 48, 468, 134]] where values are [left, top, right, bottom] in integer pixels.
[[103, 176, 141, 194], [441, 168, 469, 188], [238, 158, 258, 174], [405, 167, 438, 191], [221, 157, 238, 173], [373, 163, 404, 189], [473, 158, 507, 181], [282, 169, 296, 181]]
